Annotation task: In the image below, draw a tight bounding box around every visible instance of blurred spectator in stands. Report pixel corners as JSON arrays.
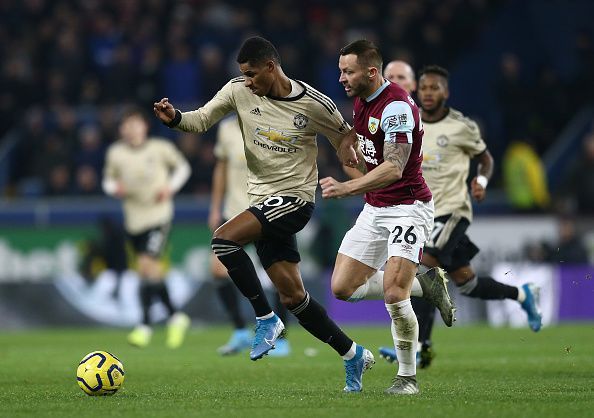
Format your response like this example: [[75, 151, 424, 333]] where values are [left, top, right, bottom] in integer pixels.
[[46, 163, 72, 196], [558, 130, 594, 214], [530, 65, 571, 154], [503, 140, 550, 213], [103, 44, 136, 103], [49, 28, 84, 102], [136, 44, 162, 108], [198, 44, 229, 102], [74, 164, 101, 195], [496, 53, 529, 141], [572, 30, 594, 108], [161, 43, 200, 107], [75, 124, 105, 174], [549, 216, 589, 265]]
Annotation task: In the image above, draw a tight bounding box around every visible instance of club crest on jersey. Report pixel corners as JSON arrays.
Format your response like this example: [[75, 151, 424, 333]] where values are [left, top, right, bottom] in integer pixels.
[[293, 113, 308, 129], [368, 117, 380, 134], [436, 135, 449, 147]]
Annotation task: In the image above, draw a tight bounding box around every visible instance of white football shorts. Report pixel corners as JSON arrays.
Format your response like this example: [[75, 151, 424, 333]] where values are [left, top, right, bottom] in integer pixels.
[[338, 199, 434, 268]]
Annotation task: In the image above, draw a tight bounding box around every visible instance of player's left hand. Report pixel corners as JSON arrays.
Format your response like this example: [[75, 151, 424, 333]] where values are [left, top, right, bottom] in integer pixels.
[[156, 186, 173, 202], [320, 177, 349, 199], [470, 177, 486, 202]]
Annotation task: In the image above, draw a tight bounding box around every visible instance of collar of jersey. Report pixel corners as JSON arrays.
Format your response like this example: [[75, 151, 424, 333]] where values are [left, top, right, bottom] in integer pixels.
[[267, 79, 307, 101], [365, 80, 391, 102]]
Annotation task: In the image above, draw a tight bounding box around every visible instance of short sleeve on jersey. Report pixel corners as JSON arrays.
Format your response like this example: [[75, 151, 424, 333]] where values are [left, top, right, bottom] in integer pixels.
[[460, 119, 487, 156], [381, 100, 415, 144]]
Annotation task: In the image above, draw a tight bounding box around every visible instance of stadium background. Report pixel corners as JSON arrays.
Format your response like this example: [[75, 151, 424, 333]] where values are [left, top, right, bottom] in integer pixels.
[[0, 0, 593, 329]]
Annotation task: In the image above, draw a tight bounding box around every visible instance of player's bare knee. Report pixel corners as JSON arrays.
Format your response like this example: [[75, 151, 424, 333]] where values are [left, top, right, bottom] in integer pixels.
[[331, 282, 354, 301], [384, 286, 408, 304], [280, 290, 306, 307]]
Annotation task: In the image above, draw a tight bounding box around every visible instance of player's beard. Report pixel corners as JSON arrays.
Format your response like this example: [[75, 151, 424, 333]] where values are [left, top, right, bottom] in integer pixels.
[[351, 78, 372, 98]]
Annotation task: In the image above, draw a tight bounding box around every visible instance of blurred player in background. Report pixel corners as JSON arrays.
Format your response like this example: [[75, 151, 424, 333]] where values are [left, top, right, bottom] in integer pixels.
[[378, 65, 543, 366], [321, 40, 443, 396], [155, 36, 374, 392], [103, 108, 192, 349], [210, 115, 291, 357], [383, 60, 417, 94]]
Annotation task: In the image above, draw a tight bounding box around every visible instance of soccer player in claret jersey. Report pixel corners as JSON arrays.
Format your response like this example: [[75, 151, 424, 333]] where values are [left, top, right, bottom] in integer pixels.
[[321, 40, 438, 395], [154, 37, 374, 392]]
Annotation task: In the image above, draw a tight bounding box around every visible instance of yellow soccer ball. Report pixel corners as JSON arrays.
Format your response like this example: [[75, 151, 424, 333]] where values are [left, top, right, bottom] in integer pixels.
[[76, 351, 125, 396]]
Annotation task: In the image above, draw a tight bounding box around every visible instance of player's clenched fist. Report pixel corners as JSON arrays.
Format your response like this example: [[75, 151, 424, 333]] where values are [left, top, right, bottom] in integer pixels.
[[320, 176, 349, 199], [153, 98, 176, 123]]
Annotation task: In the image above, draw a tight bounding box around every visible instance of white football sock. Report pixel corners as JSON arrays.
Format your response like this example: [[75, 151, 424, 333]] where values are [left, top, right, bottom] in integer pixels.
[[347, 271, 384, 301], [348, 270, 424, 300], [410, 277, 423, 297], [341, 342, 357, 360], [256, 311, 275, 320], [517, 286, 526, 303], [386, 299, 418, 376]]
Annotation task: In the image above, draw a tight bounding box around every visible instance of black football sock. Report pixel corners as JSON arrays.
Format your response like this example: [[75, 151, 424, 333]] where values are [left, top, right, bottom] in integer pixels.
[[411, 296, 436, 344], [459, 275, 519, 300], [154, 282, 175, 316], [211, 238, 272, 317], [289, 292, 352, 356], [139, 282, 153, 325], [216, 278, 246, 329]]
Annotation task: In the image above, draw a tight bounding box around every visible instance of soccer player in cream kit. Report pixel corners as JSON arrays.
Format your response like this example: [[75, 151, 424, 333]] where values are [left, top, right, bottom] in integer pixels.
[[154, 36, 375, 392]]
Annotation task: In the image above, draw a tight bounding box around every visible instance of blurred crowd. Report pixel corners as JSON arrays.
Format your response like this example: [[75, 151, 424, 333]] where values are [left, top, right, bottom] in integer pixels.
[[1, 0, 593, 214]]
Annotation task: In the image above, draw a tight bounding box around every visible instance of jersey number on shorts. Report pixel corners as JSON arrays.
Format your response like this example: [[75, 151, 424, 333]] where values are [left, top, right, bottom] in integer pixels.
[[391, 225, 417, 244], [147, 230, 164, 254]]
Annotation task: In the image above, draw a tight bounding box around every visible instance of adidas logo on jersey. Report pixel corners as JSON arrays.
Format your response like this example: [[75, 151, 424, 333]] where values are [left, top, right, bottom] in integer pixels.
[[250, 107, 262, 116]]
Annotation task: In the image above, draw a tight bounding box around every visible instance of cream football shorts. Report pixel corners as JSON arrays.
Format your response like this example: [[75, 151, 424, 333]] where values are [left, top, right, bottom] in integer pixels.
[[338, 199, 434, 268]]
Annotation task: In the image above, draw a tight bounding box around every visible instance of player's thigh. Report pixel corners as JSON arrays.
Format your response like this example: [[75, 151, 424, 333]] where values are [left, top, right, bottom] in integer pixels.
[[213, 210, 262, 245], [383, 256, 418, 303], [337, 203, 389, 272], [331, 253, 377, 298]]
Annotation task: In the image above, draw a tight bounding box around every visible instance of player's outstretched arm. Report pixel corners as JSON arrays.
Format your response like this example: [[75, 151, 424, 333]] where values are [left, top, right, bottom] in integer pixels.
[[321, 142, 410, 198]]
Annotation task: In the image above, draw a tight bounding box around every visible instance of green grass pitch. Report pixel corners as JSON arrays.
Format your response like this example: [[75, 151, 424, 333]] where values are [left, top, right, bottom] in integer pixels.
[[1, 324, 593, 418]]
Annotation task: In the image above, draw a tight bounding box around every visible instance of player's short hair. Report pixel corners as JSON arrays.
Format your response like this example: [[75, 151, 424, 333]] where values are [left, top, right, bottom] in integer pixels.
[[339, 39, 383, 71], [419, 65, 450, 80], [237, 36, 281, 66], [121, 106, 150, 125]]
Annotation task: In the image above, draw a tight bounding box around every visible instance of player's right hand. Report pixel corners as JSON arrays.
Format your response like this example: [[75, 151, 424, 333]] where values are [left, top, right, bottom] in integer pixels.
[[153, 98, 175, 123], [337, 128, 360, 167]]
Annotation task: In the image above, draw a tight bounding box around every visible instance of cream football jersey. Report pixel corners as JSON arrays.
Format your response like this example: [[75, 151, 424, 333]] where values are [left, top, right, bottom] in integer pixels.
[[103, 138, 188, 233], [214, 116, 249, 219], [421, 108, 487, 221], [177, 78, 350, 205]]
